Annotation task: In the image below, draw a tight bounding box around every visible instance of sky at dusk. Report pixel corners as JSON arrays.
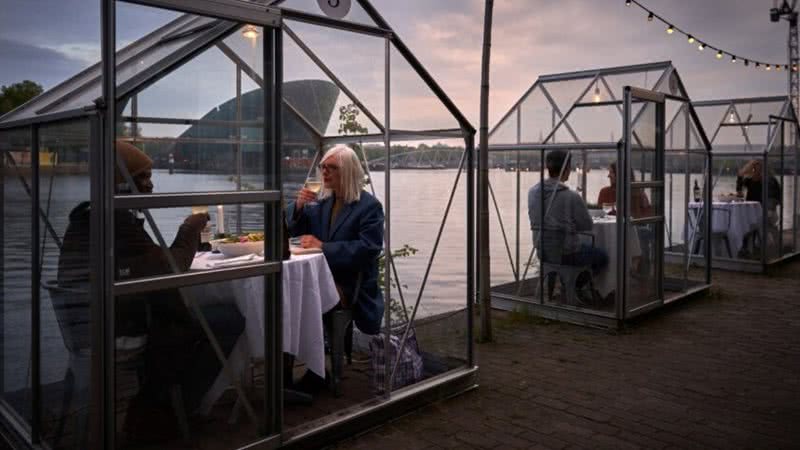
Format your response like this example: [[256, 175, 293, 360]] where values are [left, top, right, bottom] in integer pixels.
[[0, 0, 790, 130]]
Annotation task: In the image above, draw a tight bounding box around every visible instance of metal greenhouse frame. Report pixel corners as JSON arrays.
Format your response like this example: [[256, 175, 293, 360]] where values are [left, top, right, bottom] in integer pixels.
[[486, 62, 713, 328], [0, 0, 476, 448], [684, 96, 800, 272]]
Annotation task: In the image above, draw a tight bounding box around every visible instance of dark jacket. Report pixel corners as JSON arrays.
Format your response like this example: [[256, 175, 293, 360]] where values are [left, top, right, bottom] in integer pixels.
[[287, 191, 384, 335], [736, 176, 781, 210], [58, 201, 205, 336]]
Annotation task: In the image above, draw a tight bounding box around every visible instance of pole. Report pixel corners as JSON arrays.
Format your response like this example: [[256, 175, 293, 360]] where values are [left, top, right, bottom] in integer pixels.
[[478, 0, 494, 342]]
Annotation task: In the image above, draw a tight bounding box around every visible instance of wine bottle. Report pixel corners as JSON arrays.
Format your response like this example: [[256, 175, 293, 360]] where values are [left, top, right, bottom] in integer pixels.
[[693, 180, 701, 202]]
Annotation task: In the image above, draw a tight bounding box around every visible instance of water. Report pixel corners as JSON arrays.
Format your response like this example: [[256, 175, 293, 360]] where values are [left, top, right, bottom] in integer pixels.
[[3, 168, 797, 391]]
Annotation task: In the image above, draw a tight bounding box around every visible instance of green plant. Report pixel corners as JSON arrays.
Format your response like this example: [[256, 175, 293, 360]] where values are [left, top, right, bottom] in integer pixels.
[[378, 244, 417, 324], [338, 103, 368, 135]]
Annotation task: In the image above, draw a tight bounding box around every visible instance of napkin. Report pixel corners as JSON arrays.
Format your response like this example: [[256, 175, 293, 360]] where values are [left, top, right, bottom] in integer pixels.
[[206, 253, 264, 268]]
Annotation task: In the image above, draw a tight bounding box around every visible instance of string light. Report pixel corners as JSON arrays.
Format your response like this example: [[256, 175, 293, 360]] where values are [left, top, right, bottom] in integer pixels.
[[624, 1, 785, 73], [593, 83, 601, 103], [729, 111, 735, 123]]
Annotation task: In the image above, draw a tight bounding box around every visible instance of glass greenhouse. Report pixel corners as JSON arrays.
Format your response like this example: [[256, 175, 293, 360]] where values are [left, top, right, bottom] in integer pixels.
[[0, 0, 476, 448], [487, 62, 713, 328], [685, 96, 799, 272]]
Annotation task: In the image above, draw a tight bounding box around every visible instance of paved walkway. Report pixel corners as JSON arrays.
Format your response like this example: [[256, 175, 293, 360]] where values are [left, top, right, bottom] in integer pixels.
[[335, 259, 800, 449]]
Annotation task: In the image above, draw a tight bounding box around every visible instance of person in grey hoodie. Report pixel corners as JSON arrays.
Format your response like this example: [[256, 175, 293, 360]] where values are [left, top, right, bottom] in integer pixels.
[[528, 150, 608, 274]]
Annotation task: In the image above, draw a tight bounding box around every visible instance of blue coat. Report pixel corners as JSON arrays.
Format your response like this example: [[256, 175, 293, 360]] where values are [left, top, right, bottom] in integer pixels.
[[287, 191, 384, 335]]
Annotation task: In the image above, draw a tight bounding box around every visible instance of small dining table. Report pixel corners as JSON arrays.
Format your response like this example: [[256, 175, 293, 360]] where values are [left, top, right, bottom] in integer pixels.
[[185, 251, 339, 414], [687, 201, 762, 257], [591, 217, 642, 298]]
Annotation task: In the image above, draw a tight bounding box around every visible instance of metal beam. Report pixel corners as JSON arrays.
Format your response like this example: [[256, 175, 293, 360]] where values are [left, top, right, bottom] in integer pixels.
[[281, 6, 390, 38], [114, 190, 280, 209], [113, 262, 281, 296], [120, 0, 281, 26]]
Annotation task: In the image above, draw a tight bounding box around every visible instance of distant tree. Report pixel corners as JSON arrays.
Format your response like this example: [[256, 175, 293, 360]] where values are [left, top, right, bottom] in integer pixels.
[[0, 80, 43, 116]]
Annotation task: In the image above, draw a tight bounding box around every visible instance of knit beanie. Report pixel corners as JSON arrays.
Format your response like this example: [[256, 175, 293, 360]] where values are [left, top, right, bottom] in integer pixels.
[[115, 141, 153, 184]]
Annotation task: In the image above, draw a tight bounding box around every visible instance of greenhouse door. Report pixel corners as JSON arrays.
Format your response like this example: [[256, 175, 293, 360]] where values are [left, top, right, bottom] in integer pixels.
[[621, 87, 665, 318]]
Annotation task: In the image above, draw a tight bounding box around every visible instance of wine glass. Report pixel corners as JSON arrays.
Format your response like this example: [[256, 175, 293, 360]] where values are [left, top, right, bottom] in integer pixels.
[[304, 176, 322, 206]]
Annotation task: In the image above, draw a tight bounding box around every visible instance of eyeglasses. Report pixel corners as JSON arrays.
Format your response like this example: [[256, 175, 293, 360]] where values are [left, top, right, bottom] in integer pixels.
[[318, 163, 339, 172]]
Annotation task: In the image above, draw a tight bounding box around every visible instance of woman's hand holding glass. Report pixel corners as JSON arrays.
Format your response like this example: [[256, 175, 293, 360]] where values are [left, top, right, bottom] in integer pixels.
[[296, 185, 318, 209]]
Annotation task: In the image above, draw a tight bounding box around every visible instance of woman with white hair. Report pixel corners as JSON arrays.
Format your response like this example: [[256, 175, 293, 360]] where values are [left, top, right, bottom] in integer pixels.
[[288, 145, 385, 336]]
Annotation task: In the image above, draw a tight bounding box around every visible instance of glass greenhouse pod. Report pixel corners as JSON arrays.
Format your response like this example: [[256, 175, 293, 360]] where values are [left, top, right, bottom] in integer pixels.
[[688, 96, 799, 272], [487, 62, 713, 329], [0, 1, 476, 448]]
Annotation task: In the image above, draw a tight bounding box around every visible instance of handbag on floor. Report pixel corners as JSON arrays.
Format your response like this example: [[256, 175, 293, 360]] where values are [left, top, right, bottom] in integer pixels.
[[369, 326, 424, 395]]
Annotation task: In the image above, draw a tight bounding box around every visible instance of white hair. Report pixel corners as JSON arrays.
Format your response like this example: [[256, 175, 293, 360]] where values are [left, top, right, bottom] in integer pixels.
[[317, 145, 364, 204]]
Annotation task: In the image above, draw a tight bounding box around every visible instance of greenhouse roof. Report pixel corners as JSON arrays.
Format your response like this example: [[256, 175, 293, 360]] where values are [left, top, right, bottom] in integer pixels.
[[692, 96, 798, 154], [0, 0, 474, 141], [488, 61, 710, 153]]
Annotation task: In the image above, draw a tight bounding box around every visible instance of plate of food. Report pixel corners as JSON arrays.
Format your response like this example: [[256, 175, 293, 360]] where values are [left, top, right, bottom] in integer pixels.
[[217, 232, 264, 258]]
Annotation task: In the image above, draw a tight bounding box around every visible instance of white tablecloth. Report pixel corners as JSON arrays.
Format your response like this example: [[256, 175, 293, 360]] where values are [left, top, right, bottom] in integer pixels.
[[591, 218, 641, 298], [186, 252, 339, 413], [687, 201, 762, 257]]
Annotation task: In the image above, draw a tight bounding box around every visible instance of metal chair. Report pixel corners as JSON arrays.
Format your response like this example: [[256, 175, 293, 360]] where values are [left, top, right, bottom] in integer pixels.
[[536, 228, 597, 307], [41, 280, 190, 447], [693, 207, 733, 258]]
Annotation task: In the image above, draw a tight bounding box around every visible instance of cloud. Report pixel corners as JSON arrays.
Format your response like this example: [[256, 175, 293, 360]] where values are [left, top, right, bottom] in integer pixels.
[[0, 38, 84, 89], [42, 43, 100, 67]]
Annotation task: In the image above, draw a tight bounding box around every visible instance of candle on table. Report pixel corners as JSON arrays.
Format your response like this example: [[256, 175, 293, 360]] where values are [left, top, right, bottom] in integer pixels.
[[217, 204, 225, 235]]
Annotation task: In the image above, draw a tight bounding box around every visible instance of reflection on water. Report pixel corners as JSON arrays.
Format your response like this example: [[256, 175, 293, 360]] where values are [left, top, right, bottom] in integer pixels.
[[2, 168, 798, 390]]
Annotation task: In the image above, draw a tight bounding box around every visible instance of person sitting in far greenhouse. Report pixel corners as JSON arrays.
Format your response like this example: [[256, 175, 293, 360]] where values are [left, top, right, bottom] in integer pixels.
[[528, 150, 608, 304], [736, 159, 782, 257]]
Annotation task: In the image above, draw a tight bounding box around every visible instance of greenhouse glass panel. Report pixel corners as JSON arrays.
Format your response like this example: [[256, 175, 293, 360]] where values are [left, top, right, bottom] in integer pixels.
[[1, 128, 34, 425], [36, 119, 93, 450], [390, 46, 461, 131], [285, 20, 386, 129], [519, 87, 557, 144]]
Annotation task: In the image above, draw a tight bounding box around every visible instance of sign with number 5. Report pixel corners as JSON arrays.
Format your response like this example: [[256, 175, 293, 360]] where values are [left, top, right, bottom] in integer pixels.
[[317, 0, 351, 19]]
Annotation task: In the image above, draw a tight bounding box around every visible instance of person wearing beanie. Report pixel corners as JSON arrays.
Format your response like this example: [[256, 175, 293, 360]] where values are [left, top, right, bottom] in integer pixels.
[[57, 141, 244, 443]]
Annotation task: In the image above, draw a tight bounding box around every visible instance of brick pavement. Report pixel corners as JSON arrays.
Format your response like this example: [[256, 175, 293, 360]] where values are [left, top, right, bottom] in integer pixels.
[[334, 259, 800, 449]]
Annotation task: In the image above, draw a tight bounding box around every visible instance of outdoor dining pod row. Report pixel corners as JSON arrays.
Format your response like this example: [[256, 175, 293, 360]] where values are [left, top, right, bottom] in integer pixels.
[[0, 0, 476, 449], [487, 61, 800, 328]]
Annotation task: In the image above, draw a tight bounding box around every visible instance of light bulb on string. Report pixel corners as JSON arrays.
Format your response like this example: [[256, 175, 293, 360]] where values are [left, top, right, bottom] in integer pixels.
[[666, 24, 674, 34], [731, 55, 737, 63], [744, 59, 750, 67], [716, 50, 723, 59], [766, 64, 772, 71], [729, 111, 735, 123], [687, 35, 695, 43], [625, 0, 631, 5], [593, 83, 601, 103], [698, 42, 705, 51], [647, 12, 654, 21], [756, 62, 761, 68]]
